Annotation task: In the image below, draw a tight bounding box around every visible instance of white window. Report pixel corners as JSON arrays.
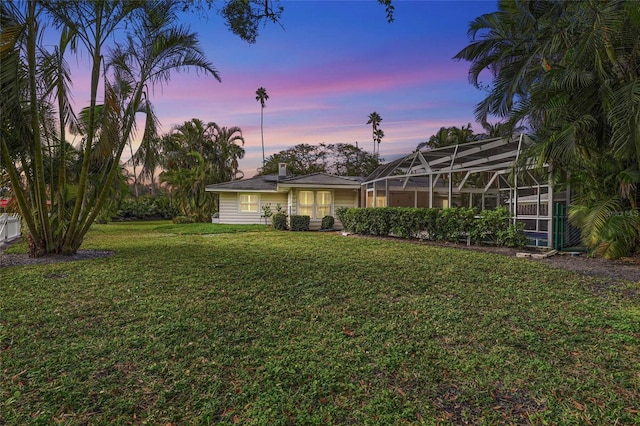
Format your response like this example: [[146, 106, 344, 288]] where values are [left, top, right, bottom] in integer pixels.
[[316, 191, 332, 218], [297, 190, 333, 219], [239, 194, 259, 212], [298, 191, 314, 217]]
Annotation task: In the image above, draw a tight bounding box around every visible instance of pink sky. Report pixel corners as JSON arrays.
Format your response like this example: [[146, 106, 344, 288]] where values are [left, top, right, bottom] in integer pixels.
[[67, 1, 498, 177]]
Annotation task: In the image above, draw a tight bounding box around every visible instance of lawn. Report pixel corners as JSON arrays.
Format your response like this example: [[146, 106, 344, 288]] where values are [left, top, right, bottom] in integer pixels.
[[1, 222, 639, 425]]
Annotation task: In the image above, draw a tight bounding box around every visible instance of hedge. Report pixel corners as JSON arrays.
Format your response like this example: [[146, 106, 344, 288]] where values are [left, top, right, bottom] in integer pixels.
[[290, 215, 310, 231], [336, 206, 528, 248]]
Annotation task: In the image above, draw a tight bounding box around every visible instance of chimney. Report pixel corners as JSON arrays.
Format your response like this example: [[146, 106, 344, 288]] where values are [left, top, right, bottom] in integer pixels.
[[278, 163, 287, 177]]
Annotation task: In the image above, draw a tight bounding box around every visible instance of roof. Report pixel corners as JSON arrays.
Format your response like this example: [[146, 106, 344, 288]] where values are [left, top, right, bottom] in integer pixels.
[[205, 173, 363, 193], [363, 134, 533, 184], [277, 173, 362, 189]]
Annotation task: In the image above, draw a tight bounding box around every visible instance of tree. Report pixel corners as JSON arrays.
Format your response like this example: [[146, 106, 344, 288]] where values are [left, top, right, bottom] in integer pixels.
[[160, 119, 245, 220], [455, 0, 640, 258], [329, 143, 381, 177], [416, 123, 477, 151], [0, 1, 218, 256], [366, 112, 384, 155], [260, 143, 327, 175], [255, 87, 269, 168], [185, 0, 395, 43], [259, 143, 381, 176]]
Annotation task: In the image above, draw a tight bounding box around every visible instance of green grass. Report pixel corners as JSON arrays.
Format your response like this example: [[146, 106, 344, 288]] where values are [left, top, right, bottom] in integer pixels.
[[1, 222, 639, 424]]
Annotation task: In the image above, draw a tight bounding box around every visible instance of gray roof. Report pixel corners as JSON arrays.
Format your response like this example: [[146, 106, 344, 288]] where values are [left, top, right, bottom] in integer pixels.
[[206, 173, 363, 193]]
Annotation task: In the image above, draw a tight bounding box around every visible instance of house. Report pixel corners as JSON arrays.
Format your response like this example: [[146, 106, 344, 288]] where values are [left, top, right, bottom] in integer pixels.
[[205, 164, 362, 230]]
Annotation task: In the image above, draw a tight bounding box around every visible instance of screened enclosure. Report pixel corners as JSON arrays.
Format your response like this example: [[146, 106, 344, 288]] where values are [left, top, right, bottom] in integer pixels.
[[361, 135, 576, 248]]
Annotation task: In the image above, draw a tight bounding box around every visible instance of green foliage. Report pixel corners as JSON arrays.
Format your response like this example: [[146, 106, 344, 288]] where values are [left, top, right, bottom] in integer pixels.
[[272, 213, 288, 230], [260, 204, 273, 225], [337, 206, 527, 246], [456, 0, 640, 257], [160, 120, 245, 222], [0, 1, 219, 256], [172, 215, 197, 224], [1, 224, 638, 424], [570, 198, 640, 259], [260, 143, 382, 177], [290, 215, 310, 231], [117, 196, 177, 220], [433, 207, 476, 242], [320, 215, 335, 230], [496, 222, 530, 248]]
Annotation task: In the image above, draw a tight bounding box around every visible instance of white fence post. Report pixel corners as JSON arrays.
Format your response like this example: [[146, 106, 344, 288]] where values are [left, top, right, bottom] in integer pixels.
[[0, 213, 21, 243]]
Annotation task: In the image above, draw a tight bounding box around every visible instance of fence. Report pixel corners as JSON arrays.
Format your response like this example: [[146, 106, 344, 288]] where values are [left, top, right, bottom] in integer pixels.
[[0, 213, 21, 244]]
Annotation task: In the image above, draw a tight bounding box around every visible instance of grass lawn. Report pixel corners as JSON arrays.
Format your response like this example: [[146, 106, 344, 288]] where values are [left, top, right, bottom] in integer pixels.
[[1, 222, 639, 425]]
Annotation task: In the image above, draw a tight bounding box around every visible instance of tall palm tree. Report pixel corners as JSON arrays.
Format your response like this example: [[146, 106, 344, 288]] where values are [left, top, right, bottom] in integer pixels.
[[256, 87, 269, 167], [366, 111, 383, 155], [455, 0, 640, 258]]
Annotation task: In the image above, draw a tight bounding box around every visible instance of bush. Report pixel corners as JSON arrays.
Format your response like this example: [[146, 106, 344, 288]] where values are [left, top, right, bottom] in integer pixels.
[[321, 215, 335, 230], [334, 206, 528, 247], [290, 215, 310, 231], [496, 222, 530, 248], [117, 196, 178, 220], [272, 213, 288, 230], [172, 215, 196, 224]]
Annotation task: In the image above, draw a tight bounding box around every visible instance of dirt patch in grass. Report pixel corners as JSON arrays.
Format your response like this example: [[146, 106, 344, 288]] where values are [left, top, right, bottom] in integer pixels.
[[0, 249, 112, 268]]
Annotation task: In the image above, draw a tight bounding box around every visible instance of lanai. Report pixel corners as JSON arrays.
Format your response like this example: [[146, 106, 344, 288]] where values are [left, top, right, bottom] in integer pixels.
[[361, 134, 572, 247]]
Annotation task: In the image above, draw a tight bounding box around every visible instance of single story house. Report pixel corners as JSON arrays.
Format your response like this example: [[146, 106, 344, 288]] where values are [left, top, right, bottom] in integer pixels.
[[206, 135, 579, 248], [205, 164, 362, 230]]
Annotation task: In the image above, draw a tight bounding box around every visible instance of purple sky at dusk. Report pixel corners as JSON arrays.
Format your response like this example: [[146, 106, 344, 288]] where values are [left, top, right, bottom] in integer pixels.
[[71, 0, 499, 177]]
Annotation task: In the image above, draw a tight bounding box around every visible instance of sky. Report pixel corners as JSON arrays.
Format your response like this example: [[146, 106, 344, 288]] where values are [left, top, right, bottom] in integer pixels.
[[70, 0, 499, 177]]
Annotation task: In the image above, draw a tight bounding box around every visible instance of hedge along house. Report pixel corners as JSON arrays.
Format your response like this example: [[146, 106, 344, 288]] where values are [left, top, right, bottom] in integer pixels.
[[361, 134, 577, 248], [205, 164, 362, 230]]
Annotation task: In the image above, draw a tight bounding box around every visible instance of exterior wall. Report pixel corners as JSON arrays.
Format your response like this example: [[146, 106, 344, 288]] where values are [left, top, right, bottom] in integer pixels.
[[218, 192, 287, 225], [217, 188, 358, 229], [289, 187, 360, 230]]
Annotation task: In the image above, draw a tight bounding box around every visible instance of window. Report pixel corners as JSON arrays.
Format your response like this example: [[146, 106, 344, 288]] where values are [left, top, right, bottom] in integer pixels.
[[316, 191, 332, 218], [298, 191, 314, 217], [298, 190, 333, 219], [239, 194, 259, 212]]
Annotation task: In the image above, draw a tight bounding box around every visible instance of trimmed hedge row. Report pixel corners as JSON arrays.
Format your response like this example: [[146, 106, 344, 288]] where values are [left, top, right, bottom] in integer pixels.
[[336, 206, 528, 247]]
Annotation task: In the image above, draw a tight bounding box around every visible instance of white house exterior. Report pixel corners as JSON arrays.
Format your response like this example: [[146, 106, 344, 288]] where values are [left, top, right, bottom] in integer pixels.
[[206, 167, 362, 230]]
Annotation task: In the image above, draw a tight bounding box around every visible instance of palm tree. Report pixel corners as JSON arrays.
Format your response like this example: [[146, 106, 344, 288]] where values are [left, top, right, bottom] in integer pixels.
[[366, 112, 383, 155], [210, 124, 246, 181], [160, 119, 245, 221], [0, 1, 219, 256], [256, 87, 269, 167], [455, 0, 640, 258]]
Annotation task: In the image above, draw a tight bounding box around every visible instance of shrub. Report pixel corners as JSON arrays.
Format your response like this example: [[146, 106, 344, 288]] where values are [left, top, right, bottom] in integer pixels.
[[173, 215, 196, 224], [117, 196, 178, 220], [290, 215, 310, 231], [472, 207, 510, 244], [433, 207, 476, 242], [321, 215, 335, 230], [272, 213, 288, 230], [335, 206, 529, 247], [496, 222, 529, 248]]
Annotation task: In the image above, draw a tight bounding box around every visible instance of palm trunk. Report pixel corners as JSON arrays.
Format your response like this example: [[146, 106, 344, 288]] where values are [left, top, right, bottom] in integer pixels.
[[26, 0, 53, 256], [62, 4, 105, 254], [261, 106, 265, 167]]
